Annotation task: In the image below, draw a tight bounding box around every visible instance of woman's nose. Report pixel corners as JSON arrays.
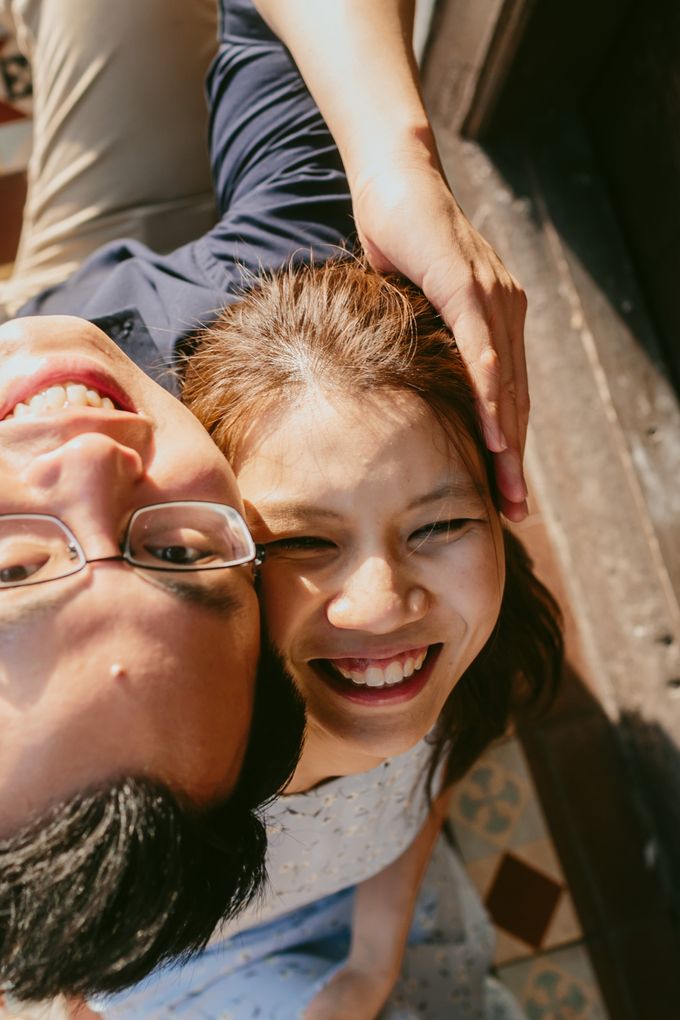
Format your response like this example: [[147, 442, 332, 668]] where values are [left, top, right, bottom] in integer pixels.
[[326, 556, 428, 633]]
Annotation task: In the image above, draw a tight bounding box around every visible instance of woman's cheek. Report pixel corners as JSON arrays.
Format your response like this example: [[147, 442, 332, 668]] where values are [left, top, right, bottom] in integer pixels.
[[259, 564, 307, 658]]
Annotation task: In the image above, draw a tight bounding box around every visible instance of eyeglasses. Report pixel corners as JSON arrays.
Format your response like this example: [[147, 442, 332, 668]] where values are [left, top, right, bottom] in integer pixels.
[[0, 502, 263, 590]]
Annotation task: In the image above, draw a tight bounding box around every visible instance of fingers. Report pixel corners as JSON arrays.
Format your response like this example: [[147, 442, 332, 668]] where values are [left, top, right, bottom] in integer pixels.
[[437, 299, 506, 452], [493, 287, 529, 509], [437, 278, 529, 520], [497, 282, 529, 519], [509, 280, 530, 455], [352, 165, 531, 522], [494, 450, 529, 521]]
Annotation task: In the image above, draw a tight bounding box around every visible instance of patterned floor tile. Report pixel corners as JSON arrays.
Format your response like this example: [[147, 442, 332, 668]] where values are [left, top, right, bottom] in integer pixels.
[[0, 170, 26, 262], [450, 744, 531, 851], [451, 738, 584, 964], [0, 15, 32, 114], [543, 895, 582, 951], [512, 838, 564, 883], [494, 929, 535, 967], [497, 945, 610, 1020], [0, 116, 31, 174], [0, 16, 32, 181], [485, 852, 563, 948]]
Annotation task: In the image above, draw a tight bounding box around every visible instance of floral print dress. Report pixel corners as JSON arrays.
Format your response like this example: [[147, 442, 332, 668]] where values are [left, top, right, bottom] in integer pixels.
[[94, 740, 525, 1020]]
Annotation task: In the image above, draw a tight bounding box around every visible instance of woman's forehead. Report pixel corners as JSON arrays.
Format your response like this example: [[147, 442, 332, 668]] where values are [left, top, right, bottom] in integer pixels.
[[237, 386, 488, 508]]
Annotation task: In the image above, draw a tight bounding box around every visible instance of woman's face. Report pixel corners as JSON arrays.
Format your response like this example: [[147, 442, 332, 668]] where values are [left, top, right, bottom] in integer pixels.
[[236, 386, 504, 763]]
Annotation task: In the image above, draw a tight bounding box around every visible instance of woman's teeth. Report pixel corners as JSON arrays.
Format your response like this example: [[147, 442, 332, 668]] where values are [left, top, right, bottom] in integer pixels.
[[8, 382, 116, 418], [332, 649, 428, 688]]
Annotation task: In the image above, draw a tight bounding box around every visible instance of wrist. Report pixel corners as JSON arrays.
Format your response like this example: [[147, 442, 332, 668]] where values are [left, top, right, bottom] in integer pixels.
[[345, 121, 440, 197], [346, 951, 400, 990]]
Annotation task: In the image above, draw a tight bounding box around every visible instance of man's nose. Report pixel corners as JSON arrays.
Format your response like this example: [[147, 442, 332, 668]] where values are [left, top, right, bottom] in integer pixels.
[[22, 433, 145, 553], [24, 432, 145, 493], [326, 556, 428, 634]]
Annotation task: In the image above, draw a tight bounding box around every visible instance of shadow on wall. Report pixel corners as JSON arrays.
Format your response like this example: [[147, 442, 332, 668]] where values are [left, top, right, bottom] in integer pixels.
[[519, 660, 680, 1020]]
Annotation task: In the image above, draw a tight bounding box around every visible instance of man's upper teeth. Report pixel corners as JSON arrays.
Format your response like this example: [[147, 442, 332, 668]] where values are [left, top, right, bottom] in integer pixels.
[[334, 649, 428, 687], [9, 382, 115, 418]]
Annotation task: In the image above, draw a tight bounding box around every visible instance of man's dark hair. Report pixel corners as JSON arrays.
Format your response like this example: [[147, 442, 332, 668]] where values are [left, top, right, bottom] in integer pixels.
[[0, 639, 304, 1002]]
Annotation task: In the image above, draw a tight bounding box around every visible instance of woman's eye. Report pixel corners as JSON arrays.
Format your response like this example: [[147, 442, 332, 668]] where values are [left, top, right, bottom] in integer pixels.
[[410, 519, 474, 544], [264, 536, 337, 557]]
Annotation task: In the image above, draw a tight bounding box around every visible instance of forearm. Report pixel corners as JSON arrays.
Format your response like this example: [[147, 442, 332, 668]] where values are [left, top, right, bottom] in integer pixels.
[[254, 0, 531, 518], [304, 792, 453, 1019], [349, 788, 453, 984], [252, 0, 437, 189]]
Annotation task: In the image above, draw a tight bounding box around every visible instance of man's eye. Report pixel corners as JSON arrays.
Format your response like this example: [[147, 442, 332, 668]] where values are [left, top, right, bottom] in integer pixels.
[[409, 519, 474, 544], [0, 543, 52, 585], [0, 561, 45, 584], [144, 544, 216, 565]]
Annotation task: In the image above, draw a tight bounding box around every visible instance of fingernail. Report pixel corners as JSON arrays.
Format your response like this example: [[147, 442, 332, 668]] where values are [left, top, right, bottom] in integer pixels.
[[486, 422, 508, 453], [507, 449, 527, 500]]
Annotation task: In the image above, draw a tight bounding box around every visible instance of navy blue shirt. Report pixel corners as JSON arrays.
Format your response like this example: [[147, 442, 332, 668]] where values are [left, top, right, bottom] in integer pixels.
[[19, 0, 354, 395]]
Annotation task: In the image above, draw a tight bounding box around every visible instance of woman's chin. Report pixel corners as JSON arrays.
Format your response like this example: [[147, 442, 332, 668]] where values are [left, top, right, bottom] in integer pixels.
[[311, 711, 432, 762]]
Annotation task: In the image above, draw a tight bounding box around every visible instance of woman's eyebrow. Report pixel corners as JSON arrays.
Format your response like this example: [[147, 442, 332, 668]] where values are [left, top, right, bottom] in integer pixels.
[[257, 504, 343, 525], [407, 480, 483, 511]]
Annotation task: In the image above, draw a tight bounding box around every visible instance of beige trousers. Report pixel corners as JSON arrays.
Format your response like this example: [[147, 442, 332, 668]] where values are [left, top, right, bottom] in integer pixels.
[[0, 0, 218, 316]]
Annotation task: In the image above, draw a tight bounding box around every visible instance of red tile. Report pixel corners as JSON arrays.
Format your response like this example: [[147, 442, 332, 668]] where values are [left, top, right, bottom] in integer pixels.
[[0, 99, 27, 124], [0, 171, 26, 263], [485, 851, 563, 948]]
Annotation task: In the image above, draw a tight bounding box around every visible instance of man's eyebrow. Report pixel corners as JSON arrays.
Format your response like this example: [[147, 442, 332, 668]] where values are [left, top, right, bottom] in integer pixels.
[[149, 576, 245, 615], [406, 480, 485, 511], [0, 589, 72, 631], [0, 575, 243, 632]]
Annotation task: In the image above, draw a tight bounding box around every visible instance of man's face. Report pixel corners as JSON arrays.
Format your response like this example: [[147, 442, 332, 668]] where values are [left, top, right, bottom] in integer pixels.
[[0, 316, 260, 835]]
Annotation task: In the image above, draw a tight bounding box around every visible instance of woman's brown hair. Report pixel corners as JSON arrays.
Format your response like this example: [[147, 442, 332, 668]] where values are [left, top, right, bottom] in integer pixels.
[[183, 258, 563, 792]]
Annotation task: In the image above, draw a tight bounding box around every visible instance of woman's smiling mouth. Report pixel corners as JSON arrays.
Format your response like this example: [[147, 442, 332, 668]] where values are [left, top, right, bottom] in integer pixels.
[[310, 645, 442, 704]]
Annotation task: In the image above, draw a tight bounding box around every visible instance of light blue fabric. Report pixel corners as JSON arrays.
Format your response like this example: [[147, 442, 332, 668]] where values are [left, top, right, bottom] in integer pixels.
[[219, 737, 438, 938], [94, 739, 525, 1019], [96, 835, 522, 1019]]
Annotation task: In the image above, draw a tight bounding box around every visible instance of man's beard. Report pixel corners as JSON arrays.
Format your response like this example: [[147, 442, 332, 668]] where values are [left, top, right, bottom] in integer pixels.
[[231, 634, 306, 809]]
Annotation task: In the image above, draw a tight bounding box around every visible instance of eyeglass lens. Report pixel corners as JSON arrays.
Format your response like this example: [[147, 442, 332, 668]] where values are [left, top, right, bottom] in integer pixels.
[[0, 516, 83, 587], [127, 504, 254, 569], [0, 505, 254, 588]]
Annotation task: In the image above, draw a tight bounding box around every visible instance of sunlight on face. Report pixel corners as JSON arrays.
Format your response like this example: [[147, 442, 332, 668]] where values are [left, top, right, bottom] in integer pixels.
[[236, 386, 504, 771], [0, 569, 258, 834], [0, 316, 260, 834]]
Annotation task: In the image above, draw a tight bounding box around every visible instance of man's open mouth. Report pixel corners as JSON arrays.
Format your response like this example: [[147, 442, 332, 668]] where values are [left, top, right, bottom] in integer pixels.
[[0, 365, 137, 421], [310, 644, 442, 704], [5, 381, 121, 419]]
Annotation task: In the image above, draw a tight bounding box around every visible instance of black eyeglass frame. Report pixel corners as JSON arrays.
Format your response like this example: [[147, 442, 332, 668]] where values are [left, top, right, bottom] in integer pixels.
[[0, 501, 265, 590]]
